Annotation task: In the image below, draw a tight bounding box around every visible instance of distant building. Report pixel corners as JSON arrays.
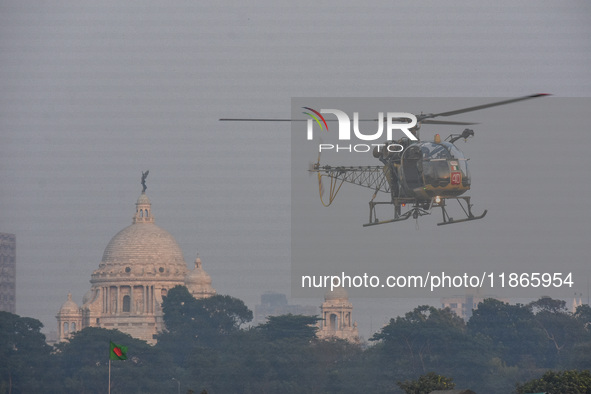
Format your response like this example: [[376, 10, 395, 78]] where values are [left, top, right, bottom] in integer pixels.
[[45, 330, 59, 346], [254, 292, 317, 324], [572, 293, 584, 313], [441, 293, 508, 320], [56, 189, 216, 344], [0, 233, 16, 313], [317, 287, 359, 343]]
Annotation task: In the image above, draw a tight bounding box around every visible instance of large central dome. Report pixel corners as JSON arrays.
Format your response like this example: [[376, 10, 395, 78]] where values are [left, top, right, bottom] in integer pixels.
[[91, 192, 188, 281], [101, 222, 186, 267]]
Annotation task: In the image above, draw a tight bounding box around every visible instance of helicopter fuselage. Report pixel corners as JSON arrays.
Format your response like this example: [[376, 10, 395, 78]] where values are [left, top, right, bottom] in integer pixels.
[[379, 140, 470, 202]]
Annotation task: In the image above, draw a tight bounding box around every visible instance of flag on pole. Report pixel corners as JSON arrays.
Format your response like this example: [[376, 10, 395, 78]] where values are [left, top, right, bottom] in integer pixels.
[[109, 341, 128, 361]]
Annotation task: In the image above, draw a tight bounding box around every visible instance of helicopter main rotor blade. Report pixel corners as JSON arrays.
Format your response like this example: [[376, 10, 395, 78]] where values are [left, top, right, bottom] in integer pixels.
[[219, 118, 388, 122], [221, 94, 549, 123], [220, 118, 477, 126], [418, 93, 550, 120], [420, 120, 477, 125], [219, 118, 304, 121]]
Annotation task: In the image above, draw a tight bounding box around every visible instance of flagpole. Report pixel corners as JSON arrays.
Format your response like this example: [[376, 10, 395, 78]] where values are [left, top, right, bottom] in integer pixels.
[[108, 340, 127, 393], [108, 338, 111, 394]]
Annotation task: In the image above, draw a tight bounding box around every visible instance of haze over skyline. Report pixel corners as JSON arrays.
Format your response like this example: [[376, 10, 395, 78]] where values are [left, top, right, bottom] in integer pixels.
[[1, 1, 590, 339]]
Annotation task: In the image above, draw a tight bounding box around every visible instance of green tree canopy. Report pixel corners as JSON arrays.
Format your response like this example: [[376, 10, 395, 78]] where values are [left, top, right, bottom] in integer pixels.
[[516, 369, 591, 394], [55, 326, 171, 393], [534, 307, 588, 367], [370, 305, 496, 390], [397, 372, 455, 394], [0, 312, 52, 393], [575, 304, 591, 326], [370, 305, 467, 374], [529, 296, 568, 314], [467, 298, 546, 366], [257, 314, 320, 342], [157, 285, 254, 376], [160, 285, 253, 344]]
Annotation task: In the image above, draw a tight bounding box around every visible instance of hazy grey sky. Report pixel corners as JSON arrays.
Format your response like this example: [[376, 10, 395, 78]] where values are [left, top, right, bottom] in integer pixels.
[[1, 1, 590, 339], [291, 97, 590, 298]]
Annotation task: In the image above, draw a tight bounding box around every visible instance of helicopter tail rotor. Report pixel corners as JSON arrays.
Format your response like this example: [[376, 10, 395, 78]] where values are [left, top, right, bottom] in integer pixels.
[[307, 137, 347, 206]]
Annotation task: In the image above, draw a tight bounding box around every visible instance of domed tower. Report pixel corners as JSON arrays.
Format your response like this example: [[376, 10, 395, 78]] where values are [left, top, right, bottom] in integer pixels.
[[56, 293, 82, 341], [317, 287, 359, 343], [79, 190, 189, 344], [185, 256, 216, 299]]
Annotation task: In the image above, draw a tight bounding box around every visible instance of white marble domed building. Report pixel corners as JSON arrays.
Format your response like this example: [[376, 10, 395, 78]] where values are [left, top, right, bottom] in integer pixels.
[[56, 190, 215, 344], [56, 293, 82, 340], [317, 287, 359, 343], [185, 256, 216, 299]]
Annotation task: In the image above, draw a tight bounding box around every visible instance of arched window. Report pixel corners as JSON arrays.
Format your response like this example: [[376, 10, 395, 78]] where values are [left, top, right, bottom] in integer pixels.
[[63, 322, 69, 334], [71, 322, 76, 332], [329, 314, 337, 331], [122, 295, 131, 312]]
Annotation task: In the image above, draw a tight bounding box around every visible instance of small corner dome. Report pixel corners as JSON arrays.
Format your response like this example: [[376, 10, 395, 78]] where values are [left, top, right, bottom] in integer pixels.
[[59, 293, 80, 315], [185, 257, 212, 286], [184, 256, 216, 299], [325, 286, 349, 301]]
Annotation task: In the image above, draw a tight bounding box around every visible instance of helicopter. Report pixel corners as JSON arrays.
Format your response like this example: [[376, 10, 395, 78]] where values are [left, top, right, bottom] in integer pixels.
[[221, 94, 549, 226]]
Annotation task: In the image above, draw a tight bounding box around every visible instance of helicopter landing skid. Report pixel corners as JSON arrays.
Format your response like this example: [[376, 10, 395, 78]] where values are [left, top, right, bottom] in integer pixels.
[[363, 200, 431, 227], [435, 197, 487, 226], [363, 197, 486, 227]]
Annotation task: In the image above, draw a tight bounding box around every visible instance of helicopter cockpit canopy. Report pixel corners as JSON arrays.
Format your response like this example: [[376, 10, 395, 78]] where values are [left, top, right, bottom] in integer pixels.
[[421, 142, 469, 175], [401, 141, 470, 198]]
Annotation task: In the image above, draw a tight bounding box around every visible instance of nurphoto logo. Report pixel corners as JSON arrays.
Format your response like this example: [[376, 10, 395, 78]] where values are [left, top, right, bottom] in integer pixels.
[[303, 107, 418, 153]]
